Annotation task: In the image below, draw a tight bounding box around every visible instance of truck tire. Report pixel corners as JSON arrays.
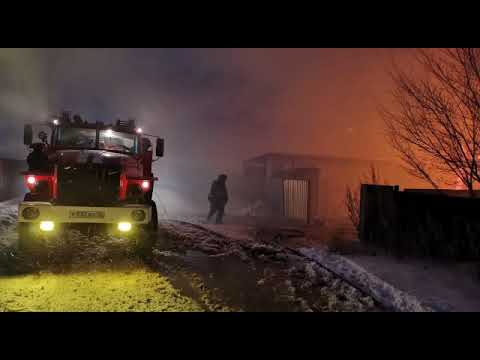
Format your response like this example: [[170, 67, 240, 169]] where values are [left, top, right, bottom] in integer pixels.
[[150, 201, 159, 232], [17, 222, 41, 255], [135, 201, 158, 257]]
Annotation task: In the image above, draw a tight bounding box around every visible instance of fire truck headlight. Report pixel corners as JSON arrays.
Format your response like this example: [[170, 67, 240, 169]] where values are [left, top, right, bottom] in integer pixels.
[[40, 221, 55, 232], [118, 222, 132, 232]]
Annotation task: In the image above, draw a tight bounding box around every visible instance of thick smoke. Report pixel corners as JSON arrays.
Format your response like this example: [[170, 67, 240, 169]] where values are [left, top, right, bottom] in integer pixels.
[[0, 49, 50, 159], [0, 48, 414, 215]]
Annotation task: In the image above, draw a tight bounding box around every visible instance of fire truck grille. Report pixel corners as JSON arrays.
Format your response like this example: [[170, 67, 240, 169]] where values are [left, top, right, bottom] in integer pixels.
[[56, 164, 121, 206]]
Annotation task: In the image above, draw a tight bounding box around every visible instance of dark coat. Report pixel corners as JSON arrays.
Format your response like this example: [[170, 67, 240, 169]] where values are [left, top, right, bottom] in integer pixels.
[[208, 178, 228, 205], [27, 146, 49, 172]]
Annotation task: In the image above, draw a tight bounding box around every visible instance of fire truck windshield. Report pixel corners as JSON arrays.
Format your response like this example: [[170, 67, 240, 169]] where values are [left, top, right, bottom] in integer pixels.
[[56, 128, 96, 149], [55, 127, 139, 154], [99, 129, 138, 154]]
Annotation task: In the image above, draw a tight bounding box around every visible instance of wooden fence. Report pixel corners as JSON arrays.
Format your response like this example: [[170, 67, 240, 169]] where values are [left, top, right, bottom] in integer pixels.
[[359, 184, 480, 260]]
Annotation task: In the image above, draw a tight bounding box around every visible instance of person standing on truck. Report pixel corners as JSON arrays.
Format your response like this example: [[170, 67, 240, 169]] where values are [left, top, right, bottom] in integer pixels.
[[207, 174, 228, 224], [27, 143, 49, 172]]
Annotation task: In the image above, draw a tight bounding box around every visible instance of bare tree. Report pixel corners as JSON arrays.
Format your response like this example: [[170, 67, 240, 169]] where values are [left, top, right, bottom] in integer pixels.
[[381, 48, 480, 195], [345, 186, 360, 232], [346, 165, 383, 232]]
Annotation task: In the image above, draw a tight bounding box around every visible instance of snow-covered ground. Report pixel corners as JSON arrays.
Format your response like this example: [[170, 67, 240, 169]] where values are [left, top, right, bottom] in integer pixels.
[[167, 221, 433, 311], [299, 248, 430, 312], [0, 201, 380, 312], [0, 200, 235, 312], [161, 220, 381, 311], [346, 253, 480, 312], [185, 222, 480, 312], [3, 200, 477, 312]]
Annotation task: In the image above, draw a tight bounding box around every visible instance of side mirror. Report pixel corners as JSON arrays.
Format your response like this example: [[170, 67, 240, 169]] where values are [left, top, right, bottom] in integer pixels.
[[156, 138, 164, 157], [24, 125, 33, 145]]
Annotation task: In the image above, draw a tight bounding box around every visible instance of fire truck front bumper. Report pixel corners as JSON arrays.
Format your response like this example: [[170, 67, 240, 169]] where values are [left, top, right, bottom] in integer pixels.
[[18, 202, 152, 231]]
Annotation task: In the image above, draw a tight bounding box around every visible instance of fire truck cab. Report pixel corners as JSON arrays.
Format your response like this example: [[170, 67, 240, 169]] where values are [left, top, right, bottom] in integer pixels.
[[18, 113, 164, 254]]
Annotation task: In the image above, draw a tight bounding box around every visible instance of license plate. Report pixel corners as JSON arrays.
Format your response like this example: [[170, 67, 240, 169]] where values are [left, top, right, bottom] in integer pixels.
[[69, 210, 105, 219]]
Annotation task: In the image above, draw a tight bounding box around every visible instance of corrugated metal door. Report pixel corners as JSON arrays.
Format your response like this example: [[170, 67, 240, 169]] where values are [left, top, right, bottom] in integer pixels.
[[283, 179, 309, 222]]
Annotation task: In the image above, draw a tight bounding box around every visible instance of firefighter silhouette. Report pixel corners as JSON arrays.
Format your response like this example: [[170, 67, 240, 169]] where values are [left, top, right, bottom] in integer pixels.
[[207, 174, 228, 224], [27, 143, 49, 172]]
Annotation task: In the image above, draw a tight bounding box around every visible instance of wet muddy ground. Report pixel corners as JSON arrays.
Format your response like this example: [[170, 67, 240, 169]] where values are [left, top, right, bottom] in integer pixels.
[[0, 206, 382, 312]]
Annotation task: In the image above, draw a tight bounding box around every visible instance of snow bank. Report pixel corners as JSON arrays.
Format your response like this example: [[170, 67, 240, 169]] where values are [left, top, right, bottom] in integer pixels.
[[0, 200, 19, 248], [0, 200, 17, 227], [299, 247, 432, 312]]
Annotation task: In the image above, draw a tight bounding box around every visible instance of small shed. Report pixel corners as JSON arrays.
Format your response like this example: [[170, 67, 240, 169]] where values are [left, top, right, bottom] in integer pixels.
[[243, 152, 415, 224]]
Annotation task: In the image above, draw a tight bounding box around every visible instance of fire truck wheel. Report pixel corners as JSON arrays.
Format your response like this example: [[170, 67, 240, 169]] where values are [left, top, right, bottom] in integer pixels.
[[17, 223, 41, 254], [150, 201, 159, 232], [135, 201, 158, 257]]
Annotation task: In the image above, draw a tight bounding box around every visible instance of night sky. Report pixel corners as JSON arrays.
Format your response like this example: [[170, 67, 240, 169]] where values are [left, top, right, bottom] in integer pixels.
[[0, 48, 409, 212], [0, 48, 408, 163]]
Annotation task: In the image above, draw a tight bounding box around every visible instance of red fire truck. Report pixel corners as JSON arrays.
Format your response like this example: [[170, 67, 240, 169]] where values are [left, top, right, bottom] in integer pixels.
[[18, 113, 164, 254]]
